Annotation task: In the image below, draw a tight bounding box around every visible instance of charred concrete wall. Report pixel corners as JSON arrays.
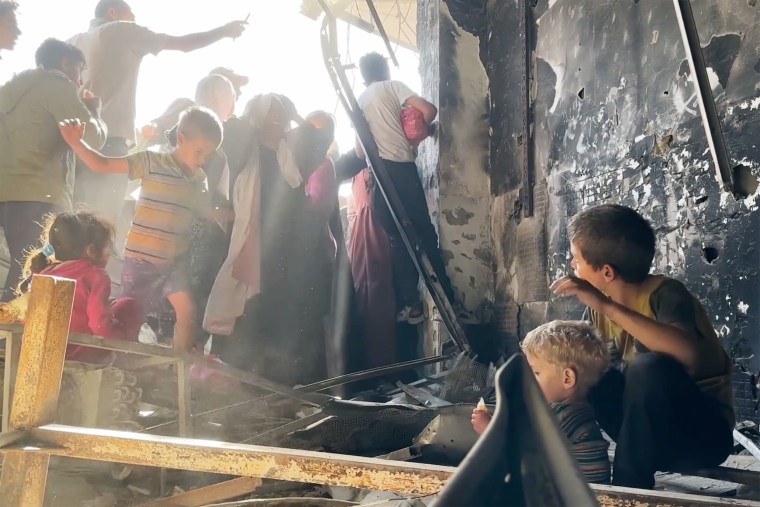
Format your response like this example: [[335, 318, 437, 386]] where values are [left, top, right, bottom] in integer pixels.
[[417, 0, 493, 320], [420, 0, 760, 421]]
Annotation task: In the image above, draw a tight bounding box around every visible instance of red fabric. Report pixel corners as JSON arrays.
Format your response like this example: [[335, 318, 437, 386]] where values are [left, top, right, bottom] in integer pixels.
[[348, 170, 397, 369], [306, 158, 338, 256], [401, 106, 430, 147], [306, 158, 337, 219], [41, 259, 140, 362]]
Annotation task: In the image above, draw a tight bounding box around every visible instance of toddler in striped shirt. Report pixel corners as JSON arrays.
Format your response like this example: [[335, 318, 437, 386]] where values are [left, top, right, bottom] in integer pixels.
[[472, 320, 611, 484]]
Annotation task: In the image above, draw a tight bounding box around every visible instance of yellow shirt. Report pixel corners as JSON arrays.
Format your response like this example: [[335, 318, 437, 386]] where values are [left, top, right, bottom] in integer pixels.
[[590, 275, 734, 426]]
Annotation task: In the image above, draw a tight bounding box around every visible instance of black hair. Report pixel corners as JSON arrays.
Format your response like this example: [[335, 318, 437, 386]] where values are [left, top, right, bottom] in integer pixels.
[[178, 106, 223, 147], [305, 110, 336, 142], [35, 38, 85, 71], [95, 0, 129, 19], [568, 204, 656, 283], [19, 210, 114, 293], [359, 52, 390, 84], [0, 1, 18, 19]]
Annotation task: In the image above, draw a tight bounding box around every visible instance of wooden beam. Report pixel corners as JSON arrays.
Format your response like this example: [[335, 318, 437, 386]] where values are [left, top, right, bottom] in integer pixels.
[[28, 424, 453, 496], [17, 424, 760, 506], [594, 484, 760, 507], [138, 477, 262, 507], [1, 330, 20, 432], [0, 276, 75, 507]]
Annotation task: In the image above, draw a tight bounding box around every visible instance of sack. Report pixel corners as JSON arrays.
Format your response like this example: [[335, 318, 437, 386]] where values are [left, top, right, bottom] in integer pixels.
[[401, 106, 430, 146]]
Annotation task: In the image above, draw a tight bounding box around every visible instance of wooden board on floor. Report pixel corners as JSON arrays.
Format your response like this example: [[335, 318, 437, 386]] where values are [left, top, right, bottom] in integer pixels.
[[139, 477, 263, 506]]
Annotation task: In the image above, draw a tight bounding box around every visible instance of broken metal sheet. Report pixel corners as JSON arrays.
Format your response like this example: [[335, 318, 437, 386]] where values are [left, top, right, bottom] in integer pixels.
[[285, 400, 437, 455], [395, 381, 452, 408]]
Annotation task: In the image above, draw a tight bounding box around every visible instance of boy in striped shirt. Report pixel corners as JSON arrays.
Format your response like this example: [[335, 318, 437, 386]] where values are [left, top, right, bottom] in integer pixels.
[[472, 320, 611, 484], [59, 106, 224, 352]]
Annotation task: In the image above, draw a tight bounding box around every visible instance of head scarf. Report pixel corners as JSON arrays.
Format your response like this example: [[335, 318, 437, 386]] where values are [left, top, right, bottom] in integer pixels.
[[195, 74, 236, 122]]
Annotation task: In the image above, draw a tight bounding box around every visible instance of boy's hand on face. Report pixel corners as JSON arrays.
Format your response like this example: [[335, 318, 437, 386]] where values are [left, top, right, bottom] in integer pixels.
[[551, 275, 609, 312], [471, 407, 492, 435], [58, 119, 85, 146]]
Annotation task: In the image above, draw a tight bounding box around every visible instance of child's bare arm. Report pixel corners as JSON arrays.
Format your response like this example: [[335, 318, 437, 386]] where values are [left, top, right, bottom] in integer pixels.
[[471, 407, 492, 435], [59, 119, 129, 175], [551, 276, 699, 373]]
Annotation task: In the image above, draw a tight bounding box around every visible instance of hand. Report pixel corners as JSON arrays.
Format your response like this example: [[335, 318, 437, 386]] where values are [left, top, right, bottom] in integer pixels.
[[82, 92, 102, 117], [550, 275, 609, 311], [222, 20, 247, 39], [58, 119, 86, 146], [471, 408, 492, 435], [140, 123, 159, 142]]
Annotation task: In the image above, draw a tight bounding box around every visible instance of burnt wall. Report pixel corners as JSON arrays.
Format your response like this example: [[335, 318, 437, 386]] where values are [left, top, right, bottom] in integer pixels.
[[486, 0, 760, 422], [417, 0, 493, 325]]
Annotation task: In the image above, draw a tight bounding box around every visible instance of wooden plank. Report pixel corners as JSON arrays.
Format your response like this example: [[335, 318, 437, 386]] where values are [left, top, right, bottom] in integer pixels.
[[177, 361, 192, 438], [734, 429, 760, 462], [594, 484, 760, 506], [138, 477, 262, 507], [29, 424, 453, 496], [0, 276, 75, 507], [2, 331, 20, 432], [0, 430, 25, 449], [19, 424, 760, 506]]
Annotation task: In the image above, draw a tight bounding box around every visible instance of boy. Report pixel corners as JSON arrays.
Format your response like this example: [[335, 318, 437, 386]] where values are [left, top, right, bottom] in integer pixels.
[[0, 38, 106, 301], [472, 320, 611, 484], [59, 107, 223, 352], [551, 204, 734, 489], [355, 51, 452, 324]]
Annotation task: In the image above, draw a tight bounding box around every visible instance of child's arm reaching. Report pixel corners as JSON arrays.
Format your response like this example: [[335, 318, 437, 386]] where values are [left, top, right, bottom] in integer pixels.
[[59, 119, 129, 175]]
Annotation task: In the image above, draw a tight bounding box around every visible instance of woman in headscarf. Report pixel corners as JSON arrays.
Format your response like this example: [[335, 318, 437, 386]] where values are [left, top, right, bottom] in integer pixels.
[[204, 94, 332, 385], [195, 74, 236, 123]]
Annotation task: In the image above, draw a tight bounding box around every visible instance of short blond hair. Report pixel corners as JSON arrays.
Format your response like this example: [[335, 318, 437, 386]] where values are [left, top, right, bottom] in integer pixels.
[[521, 320, 609, 391]]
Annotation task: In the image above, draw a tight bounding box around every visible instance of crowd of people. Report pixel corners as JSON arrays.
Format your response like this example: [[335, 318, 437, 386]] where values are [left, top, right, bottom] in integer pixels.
[[0, 0, 444, 386], [0, 0, 739, 492]]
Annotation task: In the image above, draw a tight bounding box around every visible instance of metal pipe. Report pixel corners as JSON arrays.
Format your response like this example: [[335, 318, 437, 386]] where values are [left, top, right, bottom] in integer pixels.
[[672, 0, 733, 192], [365, 0, 399, 67]]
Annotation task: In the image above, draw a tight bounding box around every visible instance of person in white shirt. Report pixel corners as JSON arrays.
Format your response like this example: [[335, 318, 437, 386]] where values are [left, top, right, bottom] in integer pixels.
[[68, 0, 247, 225], [355, 52, 453, 324]]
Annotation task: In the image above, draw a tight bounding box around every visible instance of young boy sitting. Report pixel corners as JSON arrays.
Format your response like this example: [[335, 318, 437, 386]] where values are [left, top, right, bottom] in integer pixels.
[[551, 204, 734, 489], [59, 107, 224, 352], [472, 320, 611, 484]]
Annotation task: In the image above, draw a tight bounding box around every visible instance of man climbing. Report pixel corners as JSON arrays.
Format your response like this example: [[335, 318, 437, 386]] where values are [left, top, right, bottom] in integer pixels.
[[355, 51, 453, 324]]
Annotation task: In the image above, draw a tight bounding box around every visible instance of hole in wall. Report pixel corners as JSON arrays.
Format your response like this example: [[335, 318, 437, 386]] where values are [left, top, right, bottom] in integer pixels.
[[694, 195, 709, 205], [732, 164, 759, 200], [702, 246, 720, 264], [578, 88, 585, 100], [663, 90, 669, 95]]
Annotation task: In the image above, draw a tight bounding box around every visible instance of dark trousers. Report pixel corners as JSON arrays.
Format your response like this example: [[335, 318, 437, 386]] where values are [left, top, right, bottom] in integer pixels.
[[588, 352, 733, 489], [372, 160, 454, 308], [0, 201, 61, 302], [73, 137, 130, 224]]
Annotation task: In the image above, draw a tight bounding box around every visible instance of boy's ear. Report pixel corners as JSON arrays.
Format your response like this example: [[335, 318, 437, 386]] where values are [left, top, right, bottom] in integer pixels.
[[562, 367, 577, 390], [85, 244, 97, 259], [601, 263, 617, 282]]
